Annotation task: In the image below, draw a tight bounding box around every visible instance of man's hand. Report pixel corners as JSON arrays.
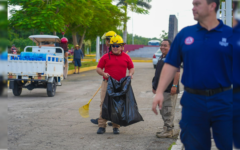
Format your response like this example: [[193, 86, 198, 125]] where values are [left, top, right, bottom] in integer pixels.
[[152, 93, 164, 115], [103, 73, 110, 79], [152, 89, 156, 94], [171, 86, 177, 95], [129, 74, 133, 79]]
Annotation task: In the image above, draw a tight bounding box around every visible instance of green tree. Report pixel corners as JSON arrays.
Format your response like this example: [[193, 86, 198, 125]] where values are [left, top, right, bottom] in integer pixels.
[[8, 0, 124, 54], [159, 30, 168, 43], [12, 38, 35, 52], [61, 0, 124, 49], [0, 1, 9, 52], [116, 0, 152, 43], [118, 30, 160, 45], [9, 0, 66, 33]]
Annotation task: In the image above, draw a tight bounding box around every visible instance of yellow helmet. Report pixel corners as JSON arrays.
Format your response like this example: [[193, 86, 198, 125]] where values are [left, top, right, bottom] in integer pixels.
[[102, 31, 117, 40], [105, 31, 117, 38], [110, 35, 125, 45]]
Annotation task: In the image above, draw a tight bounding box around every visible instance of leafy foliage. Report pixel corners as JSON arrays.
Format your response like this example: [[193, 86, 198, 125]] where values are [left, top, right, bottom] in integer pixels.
[[8, 0, 124, 50], [12, 38, 35, 52], [9, 0, 66, 32], [159, 30, 168, 42], [116, 0, 152, 42], [0, 1, 9, 52]]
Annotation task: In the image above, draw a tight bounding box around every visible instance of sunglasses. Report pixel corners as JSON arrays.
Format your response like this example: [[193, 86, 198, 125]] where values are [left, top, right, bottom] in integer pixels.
[[112, 45, 121, 48]]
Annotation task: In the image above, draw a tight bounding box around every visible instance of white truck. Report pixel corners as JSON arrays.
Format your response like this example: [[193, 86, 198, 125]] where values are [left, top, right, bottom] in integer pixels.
[[8, 35, 65, 97]]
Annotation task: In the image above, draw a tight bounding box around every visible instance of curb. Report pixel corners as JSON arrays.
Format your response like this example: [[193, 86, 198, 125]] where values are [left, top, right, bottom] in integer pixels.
[[85, 54, 96, 57], [132, 60, 152, 63], [67, 66, 97, 75], [171, 134, 183, 150]]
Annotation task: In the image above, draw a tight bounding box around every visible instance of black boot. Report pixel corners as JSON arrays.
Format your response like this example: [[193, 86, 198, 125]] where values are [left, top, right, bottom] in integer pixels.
[[97, 127, 106, 134], [113, 128, 120, 134], [90, 118, 99, 125]]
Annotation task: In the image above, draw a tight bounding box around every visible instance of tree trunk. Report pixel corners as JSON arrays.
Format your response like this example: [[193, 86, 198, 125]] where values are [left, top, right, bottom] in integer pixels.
[[53, 31, 56, 35], [79, 29, 87, 49], [82, 44, 85, 56], [90, 45, 91, 54], [72, 31, 78, 46]]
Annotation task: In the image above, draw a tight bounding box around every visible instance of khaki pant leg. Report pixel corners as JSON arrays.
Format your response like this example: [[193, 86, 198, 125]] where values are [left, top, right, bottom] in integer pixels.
[[98, 80, 108, 128], [170, 94, 178, 128], [160, 92, 177, 131], [112, 123, 120, 129], [97, 80, 120, 129]]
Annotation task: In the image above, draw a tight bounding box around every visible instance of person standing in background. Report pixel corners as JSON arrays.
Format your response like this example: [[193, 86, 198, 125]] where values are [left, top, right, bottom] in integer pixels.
[[60, 37, 68, 79], [152, 39, 180, 138], [73, 45, 84, 74], [96, 35, 134, 134], [11, 44, 18, 55], [90, 31, 117, 126]]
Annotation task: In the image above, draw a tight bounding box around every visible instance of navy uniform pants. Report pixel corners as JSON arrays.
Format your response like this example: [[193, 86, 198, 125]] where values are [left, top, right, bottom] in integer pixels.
[[233, 92, 240, 148], [180, 89, 233, 150]]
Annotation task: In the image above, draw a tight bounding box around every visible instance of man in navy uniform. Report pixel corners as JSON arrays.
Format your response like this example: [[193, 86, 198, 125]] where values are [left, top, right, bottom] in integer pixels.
[[152, 0, 233, 149], [230, 1, 240, 148]]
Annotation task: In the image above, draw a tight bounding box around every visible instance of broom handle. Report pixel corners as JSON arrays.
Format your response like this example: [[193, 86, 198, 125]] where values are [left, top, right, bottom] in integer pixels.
[[90, 85, 102, 100]]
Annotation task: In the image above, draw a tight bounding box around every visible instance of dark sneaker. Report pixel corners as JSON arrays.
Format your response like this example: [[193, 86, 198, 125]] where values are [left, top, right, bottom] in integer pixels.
[[90, 118, 99, 125], [97, 127, 106, 134], [108, 122, 113, 126], [113, 128, 120, 134]]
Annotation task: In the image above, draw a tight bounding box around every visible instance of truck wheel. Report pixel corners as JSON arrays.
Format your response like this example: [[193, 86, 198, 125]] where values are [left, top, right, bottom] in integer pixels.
[[47, 79, 56, 97], [13, 81, 22, 96]]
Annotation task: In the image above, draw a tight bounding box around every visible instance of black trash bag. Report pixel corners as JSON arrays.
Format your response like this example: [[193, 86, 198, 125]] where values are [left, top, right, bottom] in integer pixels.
[[102, 76, 144, 127]]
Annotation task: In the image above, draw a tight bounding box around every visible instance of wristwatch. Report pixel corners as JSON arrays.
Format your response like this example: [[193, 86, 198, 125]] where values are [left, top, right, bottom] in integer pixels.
[[172, 84, 178, 87]]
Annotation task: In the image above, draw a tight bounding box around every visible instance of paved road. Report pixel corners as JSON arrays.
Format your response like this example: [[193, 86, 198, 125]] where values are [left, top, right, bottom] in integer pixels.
[[8, 63, 183, 150], [128, 47, 159, 58]]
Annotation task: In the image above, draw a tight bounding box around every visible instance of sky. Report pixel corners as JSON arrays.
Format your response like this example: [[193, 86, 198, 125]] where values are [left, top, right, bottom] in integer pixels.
[[122, 0, 197, 38], [8, 0, 198, 39]]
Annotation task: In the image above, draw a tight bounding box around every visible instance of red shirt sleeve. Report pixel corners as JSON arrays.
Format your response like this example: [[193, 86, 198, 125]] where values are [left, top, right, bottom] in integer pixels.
[[126, 54, 134, 70], [97, 54, 107, 69]]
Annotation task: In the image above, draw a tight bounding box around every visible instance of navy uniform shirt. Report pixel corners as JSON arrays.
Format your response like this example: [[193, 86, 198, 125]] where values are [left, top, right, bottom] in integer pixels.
[[230, 20, 240, 89], [165, 20, 233, 90]]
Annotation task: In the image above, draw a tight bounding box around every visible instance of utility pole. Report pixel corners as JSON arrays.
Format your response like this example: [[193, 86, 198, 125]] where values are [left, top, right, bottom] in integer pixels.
[[132, 11, 134, 45], [96, 36, 100, 62]]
